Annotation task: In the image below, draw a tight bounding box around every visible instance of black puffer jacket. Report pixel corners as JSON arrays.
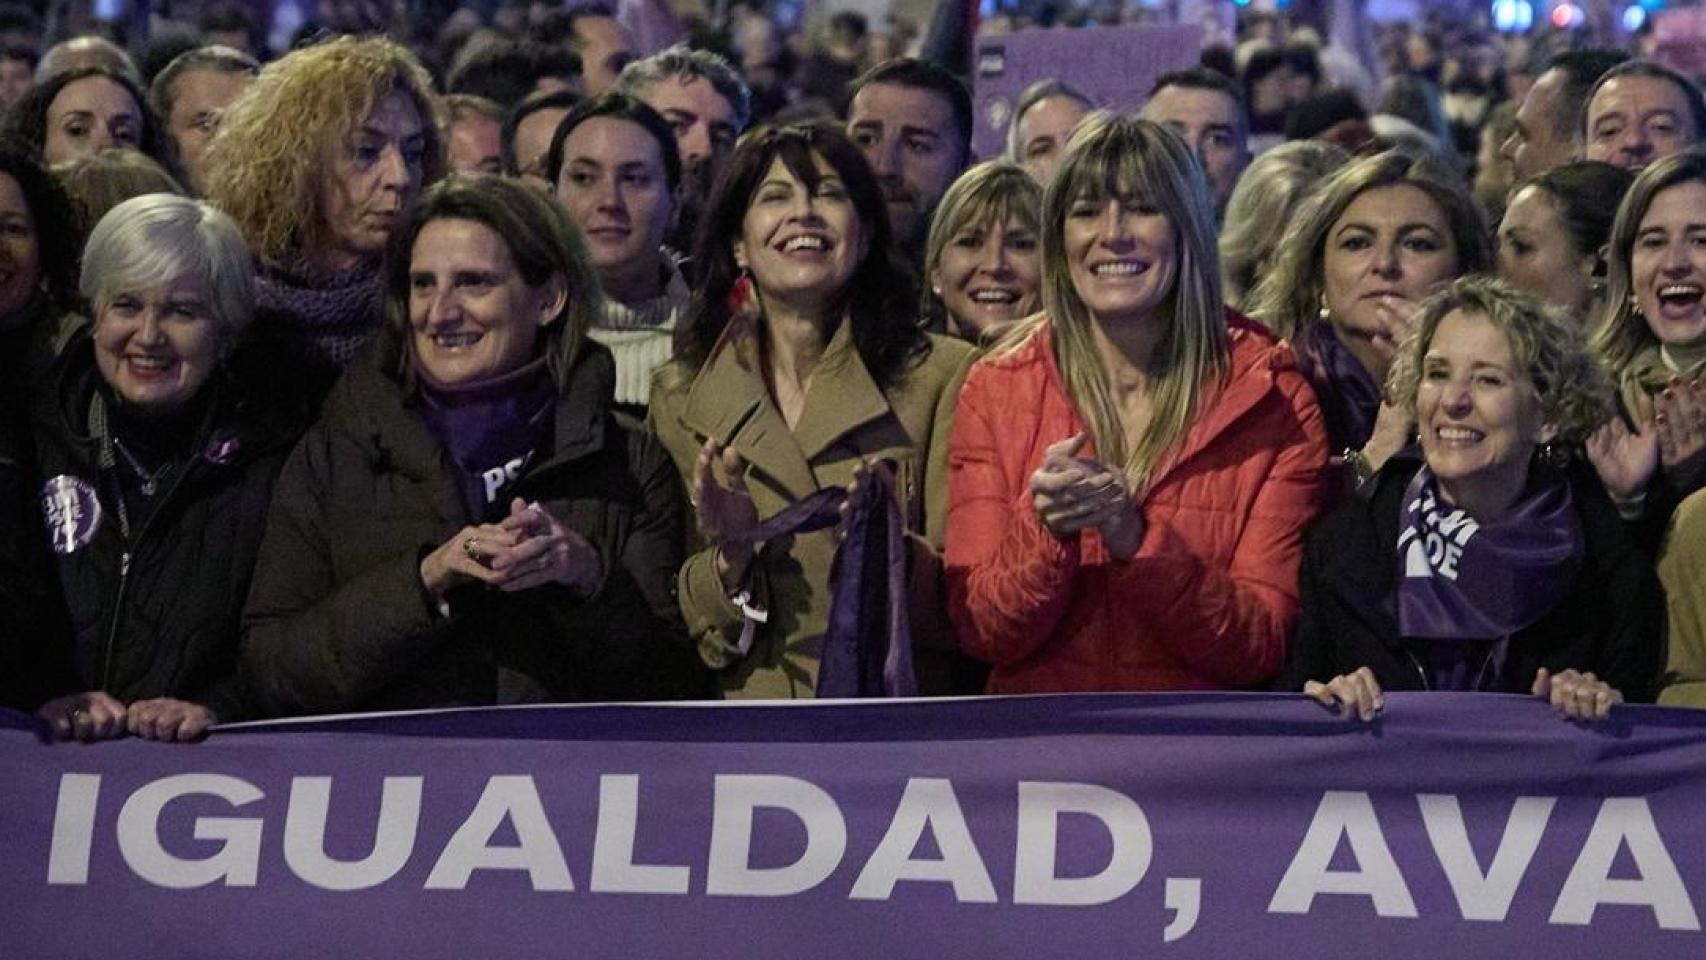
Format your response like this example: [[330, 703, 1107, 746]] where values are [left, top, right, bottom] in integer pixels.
[[26, 327, 308, 720], [239, 338, 709, 717], [1278, 453, 1665, 701]]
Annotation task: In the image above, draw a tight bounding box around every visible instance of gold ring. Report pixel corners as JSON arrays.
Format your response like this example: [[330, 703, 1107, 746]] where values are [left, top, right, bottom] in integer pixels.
[[462, 536, 481, 561]]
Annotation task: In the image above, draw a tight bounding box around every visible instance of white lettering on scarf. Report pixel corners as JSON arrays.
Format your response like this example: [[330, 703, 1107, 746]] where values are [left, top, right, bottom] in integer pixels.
[[481, 453, 534, 505], [1398, 486, 1480, 582]]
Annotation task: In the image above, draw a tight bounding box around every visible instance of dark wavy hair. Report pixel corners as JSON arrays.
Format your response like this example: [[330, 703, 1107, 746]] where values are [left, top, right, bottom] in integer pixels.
[[676, 120, 928, 390], [5, 66, 166, 167], [545, 92, 681, 192], [0, 137, 79, 312], [383, 174, 603, 391]]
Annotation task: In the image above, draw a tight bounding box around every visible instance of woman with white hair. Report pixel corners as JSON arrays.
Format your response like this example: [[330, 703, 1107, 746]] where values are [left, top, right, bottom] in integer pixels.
[[27, 193, 309, 741]]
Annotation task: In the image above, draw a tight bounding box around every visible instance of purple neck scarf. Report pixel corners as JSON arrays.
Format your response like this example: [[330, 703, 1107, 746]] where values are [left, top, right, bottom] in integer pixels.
[[418, 358, 556, 522], [1396, 467, 1582, 681], [720, 473, 916, 698], [254, 258, 384, 366], [1298, 323, 1381, 450]]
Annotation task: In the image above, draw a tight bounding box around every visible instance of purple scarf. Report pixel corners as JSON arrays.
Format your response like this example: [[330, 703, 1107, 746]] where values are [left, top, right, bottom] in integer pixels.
[[254, 258, 385, 366], [720, 475, 916, 697], [1396, 467, 1582, 688], [1298, 323, 1381, 450], [418, 358, 556, 522]]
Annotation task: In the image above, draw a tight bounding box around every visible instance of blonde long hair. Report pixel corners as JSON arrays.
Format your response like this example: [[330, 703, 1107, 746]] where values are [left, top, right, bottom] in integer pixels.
[[1011, 112, 1227, 489]]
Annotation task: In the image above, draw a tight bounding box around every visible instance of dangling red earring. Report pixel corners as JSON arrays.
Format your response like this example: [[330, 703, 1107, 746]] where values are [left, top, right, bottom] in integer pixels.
[[728, 266, 761, 325]]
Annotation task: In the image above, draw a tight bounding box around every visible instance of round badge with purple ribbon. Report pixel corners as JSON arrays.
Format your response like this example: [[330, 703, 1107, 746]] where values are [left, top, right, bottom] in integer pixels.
[[39, 475, 103, 554]]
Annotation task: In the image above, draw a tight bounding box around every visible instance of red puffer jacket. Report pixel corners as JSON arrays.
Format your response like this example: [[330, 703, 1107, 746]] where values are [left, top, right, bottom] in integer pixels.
[[945, 318, 1333, 693]]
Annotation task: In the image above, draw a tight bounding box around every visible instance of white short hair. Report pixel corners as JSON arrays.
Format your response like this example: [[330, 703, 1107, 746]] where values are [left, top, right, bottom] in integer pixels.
[[79, 193, 255, 338]]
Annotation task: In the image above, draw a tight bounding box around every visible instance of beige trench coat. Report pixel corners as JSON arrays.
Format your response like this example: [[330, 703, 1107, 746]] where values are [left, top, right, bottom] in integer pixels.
[[650, 321, 974, 698]]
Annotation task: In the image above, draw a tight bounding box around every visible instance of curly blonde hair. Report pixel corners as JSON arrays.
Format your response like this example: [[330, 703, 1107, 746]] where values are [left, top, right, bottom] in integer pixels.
[[1388, 276, 1613, 447], [201, 36, 441, 265]]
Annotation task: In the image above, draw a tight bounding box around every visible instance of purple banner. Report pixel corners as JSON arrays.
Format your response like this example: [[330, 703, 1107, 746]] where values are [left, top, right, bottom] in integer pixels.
[[5, 693, 1706, 958], [970, 25, 1204, 159]]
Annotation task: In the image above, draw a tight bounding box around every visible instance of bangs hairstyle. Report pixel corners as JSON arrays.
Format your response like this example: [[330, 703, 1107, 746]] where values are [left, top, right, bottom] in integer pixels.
[[1594, 150, 1706, 376], [1247, 147, 1489, 341], [202, 36, 442, 265], [1023, 112, 1226, 489], [1389, 276, 1612, 446], [80, 193, 255, 338], [383, 175, 602, 391], [675, 120, 927, 390], [923, 160, 1042, 324]]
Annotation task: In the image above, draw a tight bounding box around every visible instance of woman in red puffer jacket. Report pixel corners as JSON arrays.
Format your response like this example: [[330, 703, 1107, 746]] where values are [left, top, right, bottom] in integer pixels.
[[945, 114, 1335, 694]]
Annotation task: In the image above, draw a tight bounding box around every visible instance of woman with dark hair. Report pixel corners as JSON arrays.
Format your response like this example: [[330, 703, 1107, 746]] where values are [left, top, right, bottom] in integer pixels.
[[945, 115, 1332, 693], [241, 175, 705, 717], [0, 138, 81, 399], [0, 139, 78, 712], [1498, 161, 1633, 325], [650, 121, 975, 698], [5, 66, 167, 167], [548, 92, 684, 419]]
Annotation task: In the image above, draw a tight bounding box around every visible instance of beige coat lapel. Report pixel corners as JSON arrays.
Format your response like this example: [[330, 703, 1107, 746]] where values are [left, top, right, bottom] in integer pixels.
[[677, 332, 819, 501]]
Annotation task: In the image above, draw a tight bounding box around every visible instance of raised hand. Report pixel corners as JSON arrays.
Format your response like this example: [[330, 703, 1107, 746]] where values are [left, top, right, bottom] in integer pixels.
[[1656, 379, 1706, 493], [1586, 414, 1660, 504]]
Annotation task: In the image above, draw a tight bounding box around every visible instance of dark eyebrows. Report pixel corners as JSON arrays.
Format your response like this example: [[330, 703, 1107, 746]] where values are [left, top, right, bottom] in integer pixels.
[[898, 125, 940, 141]]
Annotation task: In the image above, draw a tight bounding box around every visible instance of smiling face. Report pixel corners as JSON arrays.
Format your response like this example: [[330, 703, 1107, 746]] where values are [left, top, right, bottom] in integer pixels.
[[408, 217, 565, 388], [932, 212, 1041, 337], [1416, 309, 1551, 516], [1498, 185, 1595, 318], [556, 115, 675, 283], [1631, 178, 1706, 346], [1063, 190, 1178, 328], [318, 90, 428, 273], [43, 76, 142, 164], [733, 153, 866, 313], [0, 172, 41, 324], [1322, 183, 1460, 376], [93, 276, 224, 413]]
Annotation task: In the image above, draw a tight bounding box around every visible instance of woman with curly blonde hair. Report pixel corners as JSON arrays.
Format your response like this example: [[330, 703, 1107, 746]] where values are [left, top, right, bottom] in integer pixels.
[[202, 35, 441, 369], [1280, 276, 1660, 721]]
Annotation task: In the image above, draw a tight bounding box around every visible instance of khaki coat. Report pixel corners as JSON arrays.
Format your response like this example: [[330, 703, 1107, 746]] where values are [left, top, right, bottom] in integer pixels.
[[650, 321, 973, 698]]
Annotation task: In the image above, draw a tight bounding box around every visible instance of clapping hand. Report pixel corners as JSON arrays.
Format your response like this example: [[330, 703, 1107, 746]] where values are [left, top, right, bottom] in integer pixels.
[[421, 500, 600, 599], [1656, 379, 1706, 493], [1030, 433, 1145, 559], [693, 439, 761, 591], [1586, 412, 1660, 505]]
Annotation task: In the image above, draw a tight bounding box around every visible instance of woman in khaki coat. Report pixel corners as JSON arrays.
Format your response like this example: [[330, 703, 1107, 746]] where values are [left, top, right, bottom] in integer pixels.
[[650, 122, 973, 698]]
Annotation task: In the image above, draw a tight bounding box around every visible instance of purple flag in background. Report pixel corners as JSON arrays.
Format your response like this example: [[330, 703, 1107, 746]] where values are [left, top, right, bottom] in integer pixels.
[[969, 24, 1204, 160], [617, 0, 686, 59], [5, 694, 1706, 958]]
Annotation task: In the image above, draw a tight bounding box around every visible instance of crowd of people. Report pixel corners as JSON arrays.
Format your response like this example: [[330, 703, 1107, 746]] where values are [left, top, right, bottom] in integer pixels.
[[0, 1, 1703, 743]]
